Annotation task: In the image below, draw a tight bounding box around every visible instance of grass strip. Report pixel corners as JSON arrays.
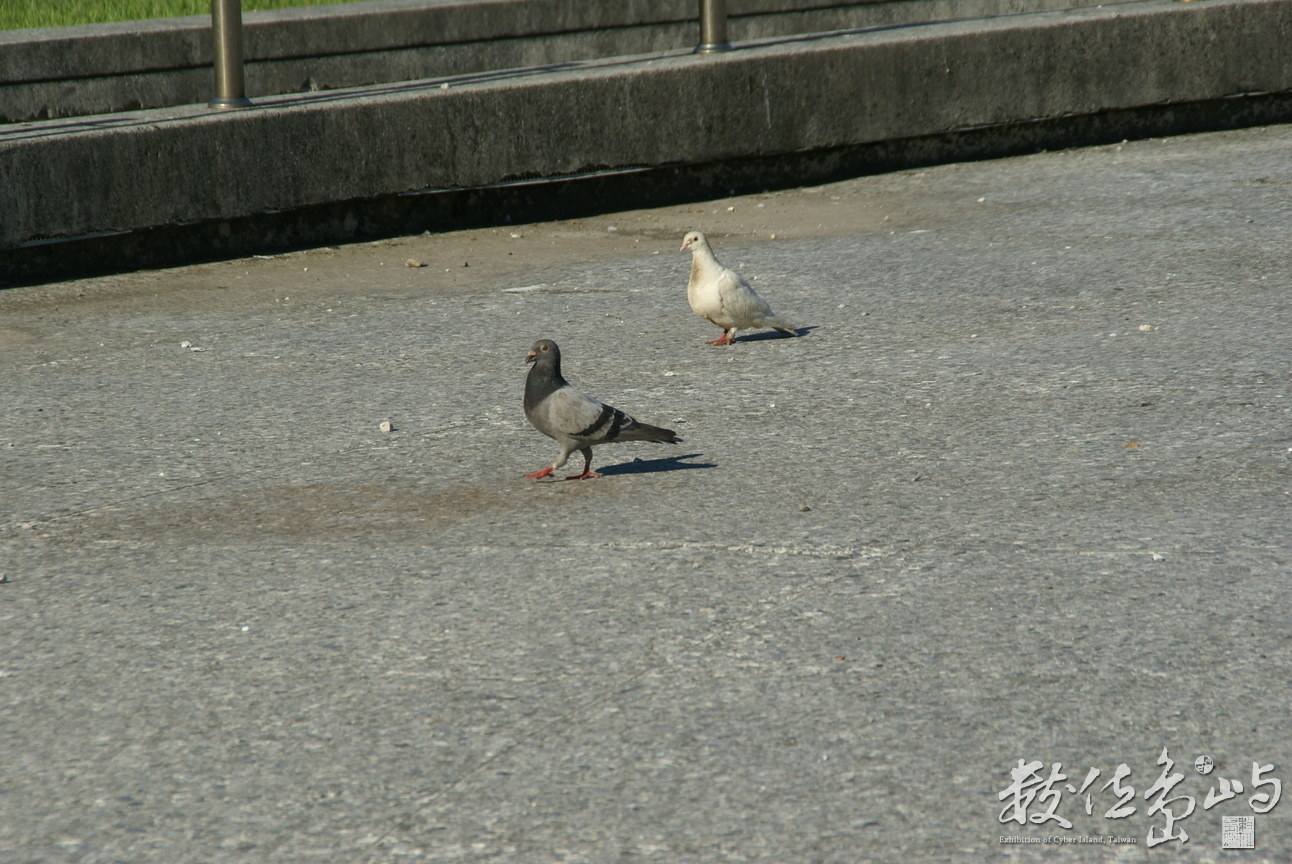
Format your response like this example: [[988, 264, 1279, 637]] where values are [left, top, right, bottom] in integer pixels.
[[1, 0, 367, 31]]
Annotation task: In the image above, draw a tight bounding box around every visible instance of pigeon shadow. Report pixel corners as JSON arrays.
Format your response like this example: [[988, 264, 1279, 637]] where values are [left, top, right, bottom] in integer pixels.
[[735, 325, 819, 342], [596, 452, 715, 476]]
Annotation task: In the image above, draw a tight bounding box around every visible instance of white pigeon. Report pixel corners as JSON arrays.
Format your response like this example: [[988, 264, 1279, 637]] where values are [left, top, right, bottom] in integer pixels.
[[523, 339, 681, 480], [681, 231, 798, 345]]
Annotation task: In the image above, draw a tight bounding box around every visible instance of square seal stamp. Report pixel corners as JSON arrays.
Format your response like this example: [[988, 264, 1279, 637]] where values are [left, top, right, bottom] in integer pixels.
[[1221, 815, 1254, 849]]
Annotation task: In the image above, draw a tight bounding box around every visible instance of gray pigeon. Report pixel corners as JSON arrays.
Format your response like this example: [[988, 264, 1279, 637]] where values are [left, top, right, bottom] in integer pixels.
[[681, 231, 798, 344], [523, 339, 681, 479]]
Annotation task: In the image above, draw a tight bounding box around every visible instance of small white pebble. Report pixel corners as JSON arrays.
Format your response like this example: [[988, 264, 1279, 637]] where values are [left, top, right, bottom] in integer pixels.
[[405, 258, 424, 268], [727, 206, 734, 211], [664, 371, 676, 376], [379, 421, 393, 433], [607, 226, 617, 232], [769, 233, 777, 239], [440, 82, 449, 90], [1151, 553, 1166, 561], [180, 341, 192, 348], [977, 197, 985, 203], [1139, 324, 1154, 331]]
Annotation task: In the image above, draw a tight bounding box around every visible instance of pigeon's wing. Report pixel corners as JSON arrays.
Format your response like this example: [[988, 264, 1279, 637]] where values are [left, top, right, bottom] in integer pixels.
[[535, 384, 678, 446], [716, 268, 776, 326], [533, 385, 621, 444]]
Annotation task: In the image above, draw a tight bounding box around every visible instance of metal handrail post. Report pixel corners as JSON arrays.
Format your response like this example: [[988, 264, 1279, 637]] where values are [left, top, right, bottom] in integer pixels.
[[209, 0, 252, 108], [695, 0, 732, 54]]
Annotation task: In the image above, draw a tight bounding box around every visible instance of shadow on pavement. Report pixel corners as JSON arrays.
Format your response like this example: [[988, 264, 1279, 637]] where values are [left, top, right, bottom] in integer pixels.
[[733, 325, 819, 342], [597, 452, 715, 476]]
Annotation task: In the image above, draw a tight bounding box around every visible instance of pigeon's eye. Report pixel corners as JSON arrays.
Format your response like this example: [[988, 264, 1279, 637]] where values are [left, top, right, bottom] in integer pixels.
[[541, 345, 549, 351]]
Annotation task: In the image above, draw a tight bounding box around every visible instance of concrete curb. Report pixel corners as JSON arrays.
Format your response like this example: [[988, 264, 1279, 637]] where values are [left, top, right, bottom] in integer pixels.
[[2, 0, 1291, 284]]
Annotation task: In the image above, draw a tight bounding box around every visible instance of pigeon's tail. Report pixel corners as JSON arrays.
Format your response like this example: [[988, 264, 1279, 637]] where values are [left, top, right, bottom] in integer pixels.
[[761, 315, 799, 336], [627, 421, 681, 445]]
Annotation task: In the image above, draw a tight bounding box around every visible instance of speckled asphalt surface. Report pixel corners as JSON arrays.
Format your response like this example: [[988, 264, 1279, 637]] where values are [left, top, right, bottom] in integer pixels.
[[1, 126, 1289, 863]]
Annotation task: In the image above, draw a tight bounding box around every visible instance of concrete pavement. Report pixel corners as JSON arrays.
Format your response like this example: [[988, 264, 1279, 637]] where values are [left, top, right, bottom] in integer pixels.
[[1, 125, 1290, 862]]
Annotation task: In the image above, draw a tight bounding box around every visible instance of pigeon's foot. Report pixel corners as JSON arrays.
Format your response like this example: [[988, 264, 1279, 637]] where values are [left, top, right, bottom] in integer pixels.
[[705, 334, 735, 346], [524, 466, 556, 479], [565, 469, 601, 480]]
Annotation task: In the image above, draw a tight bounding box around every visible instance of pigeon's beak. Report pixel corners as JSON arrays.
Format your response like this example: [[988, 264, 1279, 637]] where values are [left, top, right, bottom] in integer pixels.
[[679, 240, 689, 252], [525, 350, 537, 364]]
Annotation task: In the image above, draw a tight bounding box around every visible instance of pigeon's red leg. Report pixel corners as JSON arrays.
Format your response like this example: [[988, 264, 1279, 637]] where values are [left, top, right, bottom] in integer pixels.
[[705, 331, 734, 346], [524, 466, 555, 479], [565, 452, 600, 480]]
